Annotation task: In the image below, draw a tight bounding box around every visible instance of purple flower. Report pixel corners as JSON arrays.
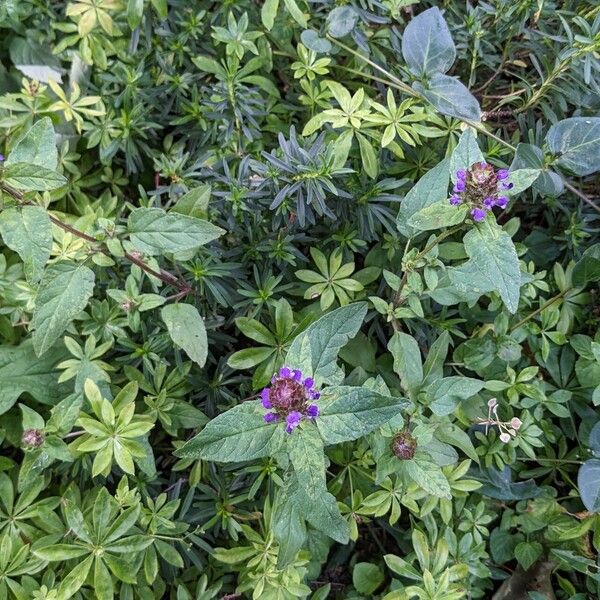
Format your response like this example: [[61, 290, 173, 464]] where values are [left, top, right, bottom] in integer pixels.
[[260, 388, 272, 408], [495, 196, 509, 209], [449, 195, 462, 206], [496, 169, 509, 180], [456, 168, 467, 181], [471, 207, 487, 222], [483, 197, 495, 210], [306, 404, 319, 418], [500, 182, 513, 190], [260, 366, 322, 433], [285, 411, 302, 433], [0, 154, 4, 162], [454, 180, 466, 193]]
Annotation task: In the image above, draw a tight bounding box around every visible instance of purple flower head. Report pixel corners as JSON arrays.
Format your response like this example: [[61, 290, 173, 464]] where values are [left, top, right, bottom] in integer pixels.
[[260, 366, 321, 433], [453, 180, 466, 193], [471, 207, 487, 222], [449, 195, 462, 206], [483, 196, 495, 210], [496, 169, 509, 181], [456, 168, 467, 181], [495, 196, 509, 209], [0, 154, 5, 162], [285, 411, 302, 433]]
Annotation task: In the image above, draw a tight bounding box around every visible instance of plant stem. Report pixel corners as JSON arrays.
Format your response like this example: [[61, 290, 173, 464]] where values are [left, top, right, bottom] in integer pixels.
[[509, 289, 570, 332], [0, 182, 192, 293]]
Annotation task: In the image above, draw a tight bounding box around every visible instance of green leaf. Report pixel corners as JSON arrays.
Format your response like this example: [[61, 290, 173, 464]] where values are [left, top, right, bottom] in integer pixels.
[[0, 206, 52, 283], [546, 117, 600, 176], [353, 562, 384, 595], [300, 30, 332, 53], [407, 200, 468, 231], [150, 0, 167, 19], [161, 303, 208, 367], [57, 555, 94, 599], [271, 483, 307, 568], [171, 184, 211, 219], [292, 485, 349, 543], [31, 262, 95, 356], [288, 425, 327, 506], [435, 423, 479, 464], [462, 218, 521, 313], [228, 347, 274, 369], [514, 541, 542, 570], [127, 207, 224, 256], [506, 168, 540, 196], [326, 5, 358, 38], [286, 302, 367, 386], [3, 163, 67, 191], [33, 544, 89, 561], [282, 0, 307, 27], [422, 331, 450, 385], [449, 129, 483, 178], [127, 0, 144, 29], [572, 243, 600, 287], [578, 459, 600, 512], [175, 400, 284, 462], [261, 0, 279, 29], [5, 117, 58, 170], [396, 158, 451, 238], [427, 376, 484, 416], [94, 557, 114, 600], [401, 7, 456, 75], [405, 456, 451, 498], [388, 332, 423, 397], [414, 74, 481, 121], [317, 386, 406, 445], [356, 132, 378, 179]]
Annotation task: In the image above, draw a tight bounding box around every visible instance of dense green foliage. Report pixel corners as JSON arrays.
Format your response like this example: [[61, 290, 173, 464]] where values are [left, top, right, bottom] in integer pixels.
[[0, 1, 599, 599]]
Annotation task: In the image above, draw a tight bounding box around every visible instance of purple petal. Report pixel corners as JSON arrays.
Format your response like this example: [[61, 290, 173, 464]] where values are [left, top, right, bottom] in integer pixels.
[[453, 180, 466, 192], [260, 388, 272, 408], [456, 168, 467, 181], [501, 182, 514, 190], [306, 404, 319, 418], [303, 377, 314, 388], [0, 154, 4, 162], [471, 207, 487, 222], [309, 390, 321, 400], [285, 411, 302, 433], [279, 366, 291, 378], [483, 197, 495, 210], [292, 369, 302, 381], [495, 196, 509, 209], [497, 169, 509, 180], [264, 412, 278, 423], [449, 195, 462, 206]]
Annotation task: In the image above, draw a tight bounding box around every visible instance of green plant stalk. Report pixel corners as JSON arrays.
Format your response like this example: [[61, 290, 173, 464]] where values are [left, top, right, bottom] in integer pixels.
[[509, 288, 570, 332]]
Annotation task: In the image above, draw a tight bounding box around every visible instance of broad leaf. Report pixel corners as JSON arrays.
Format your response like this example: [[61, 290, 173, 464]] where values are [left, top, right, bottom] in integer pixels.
[[405, 456, 451, 498], [288, 424, 326, 501], [317, 386, 406, 445], [427, 376, 484, 415], [326, 5, 358, 38], [0, 206, 52, 282], [3, 163, 67, 191], [128, 207, 224, 256], [271, 483, 307, 567], [0, 340, 68, 415], [462, 218, 521, 313], [388, 332, 423, 398], [546, 117, 600, 176], [578, 459, 600, 512], [401, 7, 456, 75], [286, 302, 367, 386], [31, 262, 96, 356], [161, 303, 208, 367], [396, 158, 450, 238], [506, 168, 540, 196], [175, 400, 284, 462], [407, 200, 468, 231], [6, 117, 58, 170], [449, 129, 483, 179], [171, 184, 211, 219], [510, 143, 563, 196], [414, 74, 481, 121], [572, 244, 600, 287], [261, 0, 279, 30]]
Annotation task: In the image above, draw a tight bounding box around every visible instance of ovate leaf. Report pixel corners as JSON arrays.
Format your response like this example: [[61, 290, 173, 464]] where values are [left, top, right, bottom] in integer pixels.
[[175, 401, 284, 462], [3, 163, 67, 191], [31, 262, 96, 356], [427, 376, 484, 416], [161, 303, 208, 367], [0, 206, 52, 282], [261, 0, 279, 30], [449, 129, 483, 178], [405, 456, 451, 498], [317, 386, 406, 445], [414, 74, 481, 121], [388, 332, 423, 398], [578, 459, 600, 512], [326, 5, 358, 38], [286, 302, 367, 386], [546, 117, 600, 176], [6, 117, 58, 170], [128, 207, 224, 256], [462, 218, 520, 313], [572, 243, 600, 288], [401, 7, 456, 75], [407, 200, 468, 232]]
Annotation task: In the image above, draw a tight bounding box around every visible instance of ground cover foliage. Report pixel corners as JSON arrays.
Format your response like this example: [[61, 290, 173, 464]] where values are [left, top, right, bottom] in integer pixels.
[[0, 1, 599, 598]]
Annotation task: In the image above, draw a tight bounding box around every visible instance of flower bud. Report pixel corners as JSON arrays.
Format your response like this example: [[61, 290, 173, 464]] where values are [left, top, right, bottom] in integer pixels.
[[391, 431, 417, 460], [22, 428, 44, 448]]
